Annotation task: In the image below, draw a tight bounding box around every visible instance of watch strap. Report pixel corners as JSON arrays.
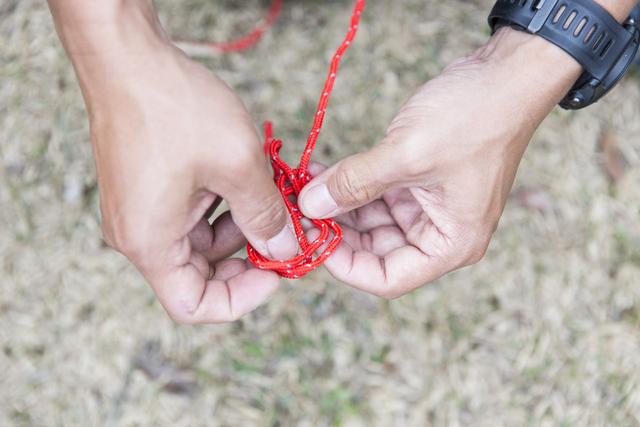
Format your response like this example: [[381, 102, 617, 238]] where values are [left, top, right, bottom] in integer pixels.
[[489, 0, 635, 82]]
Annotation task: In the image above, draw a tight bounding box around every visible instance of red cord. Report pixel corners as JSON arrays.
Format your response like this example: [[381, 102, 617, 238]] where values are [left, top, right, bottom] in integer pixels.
[[178, 0, 367, 278], [178, 0, 283, 53], [247, 0, 367, 279]]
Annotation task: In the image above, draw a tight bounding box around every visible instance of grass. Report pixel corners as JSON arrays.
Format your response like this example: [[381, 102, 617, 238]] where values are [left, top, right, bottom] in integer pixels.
[[1, 0, 640, 426]]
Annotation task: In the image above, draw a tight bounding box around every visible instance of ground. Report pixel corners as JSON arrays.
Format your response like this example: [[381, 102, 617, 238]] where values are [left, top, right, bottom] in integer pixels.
[[2, 0, 640, 426]]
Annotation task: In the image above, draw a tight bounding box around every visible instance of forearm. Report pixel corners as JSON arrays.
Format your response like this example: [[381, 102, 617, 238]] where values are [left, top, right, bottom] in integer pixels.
[[47, 0, 167, 55], [47, 0, 174, 114], [476, 0, 639, 130]]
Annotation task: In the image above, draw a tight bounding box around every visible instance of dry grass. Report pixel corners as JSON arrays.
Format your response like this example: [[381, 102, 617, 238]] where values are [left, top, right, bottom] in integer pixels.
[[1, 0, 640, 425]]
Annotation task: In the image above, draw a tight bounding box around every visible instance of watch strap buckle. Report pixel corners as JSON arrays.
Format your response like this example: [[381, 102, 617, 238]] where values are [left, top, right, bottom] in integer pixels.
[[528, 0, 560, 33]]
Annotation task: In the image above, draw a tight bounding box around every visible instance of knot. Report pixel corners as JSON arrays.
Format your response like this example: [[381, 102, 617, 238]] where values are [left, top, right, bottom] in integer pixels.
[[247, 122, 343, 279], [246, 0, 366, 279]]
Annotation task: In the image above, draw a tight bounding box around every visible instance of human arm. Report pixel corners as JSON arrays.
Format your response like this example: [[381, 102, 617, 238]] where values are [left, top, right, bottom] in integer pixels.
[[298, 0, 639, 298], [47, 0, 298, 322]]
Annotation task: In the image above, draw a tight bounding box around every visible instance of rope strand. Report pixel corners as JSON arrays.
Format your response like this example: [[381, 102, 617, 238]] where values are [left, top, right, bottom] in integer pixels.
[[247, 0, 367, 279], [176, 0, 283, 55]]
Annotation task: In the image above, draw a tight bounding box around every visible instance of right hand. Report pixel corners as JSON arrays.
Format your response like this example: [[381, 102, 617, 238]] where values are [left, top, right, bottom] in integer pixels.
[[76, 41, 298, 324], [299, 28, 582, 299]]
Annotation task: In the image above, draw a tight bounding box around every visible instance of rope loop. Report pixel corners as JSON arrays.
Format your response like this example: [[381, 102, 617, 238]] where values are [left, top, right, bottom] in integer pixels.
[[247, 123, 343, 279], [246, 0, 367, 278]]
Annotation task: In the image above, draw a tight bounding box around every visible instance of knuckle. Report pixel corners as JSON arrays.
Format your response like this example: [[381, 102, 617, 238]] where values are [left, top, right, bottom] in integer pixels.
[[398, 149, 426, 178], [381, 290, 403, 300], [100, 224, 115, 249], [116, 235, 144, 261], [467, 248, 487, 266], [225, 147, 259, 175], [166, 309, 196, 325], [374, 284, 404, 300], [378, 290, 399, 300], [382, 132, 422, 178], [101, 217, 145, 262], [226, 311, 243, 323], [243, 194, 287, 238], [462, 232, 492, 266], [168, 310, 204, 325], [163, 299, 200, 325], [165, 304, 239, 325], [99, 204, 115, 248], [331, 164, 375, 205]]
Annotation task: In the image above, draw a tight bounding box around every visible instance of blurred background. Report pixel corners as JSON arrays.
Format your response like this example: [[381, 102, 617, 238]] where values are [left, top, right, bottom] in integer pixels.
[[1, 0, 640, 425]]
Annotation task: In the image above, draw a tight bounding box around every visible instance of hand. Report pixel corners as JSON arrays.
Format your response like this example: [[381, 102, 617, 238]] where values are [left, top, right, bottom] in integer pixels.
[[299, 28, 582, 299], [50, 2, 298, 323]]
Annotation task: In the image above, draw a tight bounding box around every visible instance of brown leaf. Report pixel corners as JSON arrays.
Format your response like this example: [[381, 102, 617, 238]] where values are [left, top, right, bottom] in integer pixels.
[[598, 127, 628, 185]]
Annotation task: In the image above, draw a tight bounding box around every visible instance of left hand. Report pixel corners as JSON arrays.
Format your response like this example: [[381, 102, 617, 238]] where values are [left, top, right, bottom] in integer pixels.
[[298, 28, 582, 298], [47, 0, 299, 323]]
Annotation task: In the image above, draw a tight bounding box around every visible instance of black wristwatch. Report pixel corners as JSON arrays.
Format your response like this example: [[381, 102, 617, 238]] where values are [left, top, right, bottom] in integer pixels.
[[489, 0, 640, 110]]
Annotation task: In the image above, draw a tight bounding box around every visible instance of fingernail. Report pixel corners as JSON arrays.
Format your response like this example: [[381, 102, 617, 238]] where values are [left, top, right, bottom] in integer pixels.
[[266, 225, 298, 260], [300, 184, 338, 218]]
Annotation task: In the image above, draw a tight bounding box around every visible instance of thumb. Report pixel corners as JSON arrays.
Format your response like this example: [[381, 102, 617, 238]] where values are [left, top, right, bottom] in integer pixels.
[[299, 144, 400, 219], [222, 162, 298, 261]]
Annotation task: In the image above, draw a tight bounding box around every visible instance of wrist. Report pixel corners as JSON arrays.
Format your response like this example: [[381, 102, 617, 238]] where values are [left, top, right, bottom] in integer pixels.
[[475, 0, 637, 115], [474, 27, 582, 120], [48, 0, 175, 111], [591, 0, 639, 22], [48, 0, 168, 55]]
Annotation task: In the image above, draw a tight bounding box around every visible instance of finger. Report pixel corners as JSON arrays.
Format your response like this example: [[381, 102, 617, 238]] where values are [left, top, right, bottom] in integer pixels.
[[188, 211, 247, 263], [305, 221, 405, 264], [212, 258, 247, 281], [383, 188, 425, 235], [340, 225, 408, 256], [309, 210, 459, 298], [188, 218, 215, 254], [152, 248, 280, 324], [190, 268, 279, 324], [322, 243, 454, 299], [307, 162, 397, 232], [334, 200, 397, 232], [187, 249, 212, 280], [220, 156, 298, 261], [299, 143, 403, 219], [209, 211, 247, 260]]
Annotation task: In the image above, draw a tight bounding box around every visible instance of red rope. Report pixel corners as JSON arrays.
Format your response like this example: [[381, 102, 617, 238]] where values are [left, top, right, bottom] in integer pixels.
[[178, 0, 283, 53], [247, 0, 367, 279]]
